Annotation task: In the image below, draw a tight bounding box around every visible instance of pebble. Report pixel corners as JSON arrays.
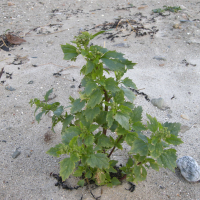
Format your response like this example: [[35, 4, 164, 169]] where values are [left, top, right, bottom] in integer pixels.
[[5, 86, 16, 91], [153, 56, 166, 61], [12, 149, 21, 159], [151, 98, 168, 110], [181, 114, 189, 120], [180, 125, 190, 133], [28, 81, 34, 84], [176, 156, 200, 182], [113, 43, 130, 48], [1, 140, 7, 143], [70, 85, 75, 88]]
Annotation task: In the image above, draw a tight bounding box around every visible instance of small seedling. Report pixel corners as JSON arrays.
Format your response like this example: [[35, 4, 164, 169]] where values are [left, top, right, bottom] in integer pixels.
[[153, 6, 182, 14], [30, 31, 183, 187]]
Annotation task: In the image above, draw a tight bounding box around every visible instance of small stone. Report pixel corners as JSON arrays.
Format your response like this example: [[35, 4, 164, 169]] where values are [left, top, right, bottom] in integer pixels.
[[70, 85, 75, 88], [159, 64, 165, 67], [176, 156, 200, 182], [181, 114, 189, 120], [12, 150, 21, 159], [151, 98, 168, 110], [28, 81, 34, 84], [1, 140, 7, 143], [173, 24, 181, 29], [5, 86, 16, 91], [180, 125, 190, 133], [153, 56, 166, 61], [113, 43, 130, 48]]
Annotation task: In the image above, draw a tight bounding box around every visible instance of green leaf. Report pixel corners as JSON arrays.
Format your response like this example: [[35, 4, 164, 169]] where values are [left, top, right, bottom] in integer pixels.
[[106, 110, 114, 128], [62, 115, 74, 132], [89, 124, 99, 132], [109, 166, 117, 173], [119, 105, 132, 114], [114, 90, 125, 104], [125, 132, 138, 146], [84, 81, 97, 95], [157, 149, 177, 171], [165, 134, 183, 145], [87, 89, 103, 108], [90, 45, 108, 54], [62, 126, 81, 145], [86, 60, 95, 75], [132, 122, 147, 133], [53, 106, 64, 116], [70, 153, 79, 162], [105, 78, 119, 92], [114, 112, 130, 130], [116, 125, 129, 136], [97, 134, 113, 148], [111, 177, 121, 185], [77, 180, 85, 187], [134, 165, 147, 182], [138, 133, 148, 143], [130, 138, 148, 156], [85, 107, 100, 122], [147, 159, 159, 171], [121, 87, 135, 102], [151, 143, 163, 158], [61, 43, 78, 60], [74, 168, 84, 177], [120, 58, 137, 69], [59, 158, 75, 180], [102, 51, 124, 59], [162, 122, 181, 136], [126, 157, 134, 167], [95, 111, 107, 124], [130, 106, 142, 122], [101, 58, 125, 72], [122, 77, 137, 89], [147, 114, 158, 132], [91, 30, 105, 39], [87, 153, 109, 169], [85, 170, 92, 178], [95, 169, 106, 185], [46, 143, 66, 157], [109, 160, 118, 166], [44, 88, 53, 102], [36, 111, 45, 123], [85, 135, 94, 146], [71, 99, 86, 114]]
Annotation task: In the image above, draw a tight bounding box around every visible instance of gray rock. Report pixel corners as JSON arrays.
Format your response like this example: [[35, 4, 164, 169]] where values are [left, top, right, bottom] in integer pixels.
[[153, 56, 166, 61], [151, 98, 168, 110], [5, 86, 16, 91], [12, 150, 21, 159], [180, 125, 190, 133], [70, 85, 75, 88], [176, 156, 200, 182], [28, 81, 34, 84]]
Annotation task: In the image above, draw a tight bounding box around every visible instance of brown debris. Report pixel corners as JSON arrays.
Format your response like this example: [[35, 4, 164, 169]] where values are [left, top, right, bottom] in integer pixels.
[[0, 68, 4, 79], [6, 34, 26, 45]]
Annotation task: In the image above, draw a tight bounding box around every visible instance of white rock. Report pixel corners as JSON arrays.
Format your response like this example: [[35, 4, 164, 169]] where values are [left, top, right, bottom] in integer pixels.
[[181, 114, 189, 120], [176, 156, 200, 182]]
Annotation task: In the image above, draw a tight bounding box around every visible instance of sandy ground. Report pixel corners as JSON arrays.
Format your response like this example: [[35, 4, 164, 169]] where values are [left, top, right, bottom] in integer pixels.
[[0, 0, 200, 199]]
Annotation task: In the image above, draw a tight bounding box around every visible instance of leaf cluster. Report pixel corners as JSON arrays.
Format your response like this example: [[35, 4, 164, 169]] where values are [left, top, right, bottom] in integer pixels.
[[30, 31, 183, 187]]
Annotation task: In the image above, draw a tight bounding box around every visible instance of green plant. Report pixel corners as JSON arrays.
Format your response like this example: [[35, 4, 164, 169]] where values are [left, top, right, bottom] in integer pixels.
[[30, 31, 183, 187], [152, 6, 181, 13]]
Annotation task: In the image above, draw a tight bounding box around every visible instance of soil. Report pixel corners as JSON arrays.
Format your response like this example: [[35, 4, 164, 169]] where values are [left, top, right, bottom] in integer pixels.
[[0, 0, 200, 199]]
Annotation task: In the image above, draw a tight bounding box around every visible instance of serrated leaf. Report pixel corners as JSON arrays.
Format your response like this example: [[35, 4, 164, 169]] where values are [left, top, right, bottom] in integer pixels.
[[109, 160, 118, 166], [84, 81, 97, 95], [119, 105, 132, 114], [90, 45, 108, 54], [138, 133, 148, 143], [74, 168, 84, 177], [77, 179, 85, 187], [53, 106, 64, 116], [114, 90, 125, 104], [97, 134, 113, 148], [101, 58, 125, 72], [120, 58, 137, 69], [151, 143, 163, 158], [147, 114, 158, 132], [81, 49, 88, 56], [86, 60, 95, 75], [44, 88, 53, 102], [85, 135, 94, 146], [149, 161, 159, 171], [134, 165, 147, 183], [126, 157, 134, 167], [91, 30, 105, 39], [109, 166, 117, 173], [86, 153, 109, 169], [70, 99, 86, 114], [105, 77, 119, 92], [70, 152, 79, 162], [102, 51, 124, 59], [106, 110, 114, 128], [95, 111, 107, 124], [130, 106, 142, 122], [61, 43, 78, 60], [87, 89, 103, 108], [111, 177, 121, 185], [36, 111, 45, 123], [46, 143, 66, 157], [157, 149, 177, 172], [85, 170, 92, 178], [132, 122, 147, 133], [162, 122, 181, 136], [62, 115, 74, 132], [89, 124, 99, 132], [122, 77, 137, 89], [125, 132, 138, 146], [85, 107, 100, 122], [121, 86, 135, 102], [59, 158, 75, 180], [165, 135, 183, 145], [62, 126, 81, 145], [116, 125, 129, 136], [130, 138, 148, 156], [114, 112, 130, 130]]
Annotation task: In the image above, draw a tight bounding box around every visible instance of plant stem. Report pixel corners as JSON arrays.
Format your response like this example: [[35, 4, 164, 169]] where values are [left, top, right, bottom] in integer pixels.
[[103, 89, 109, 135], [108, 135, 123, 158]]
